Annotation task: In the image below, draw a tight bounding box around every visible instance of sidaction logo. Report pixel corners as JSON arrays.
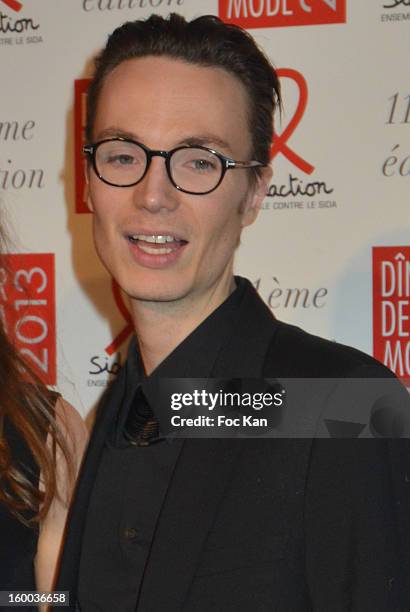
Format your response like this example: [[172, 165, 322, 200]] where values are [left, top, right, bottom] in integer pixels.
[[271, 68, 314, 175], [86, 278, 131, 386], [219, 0, 346, 29], [1, 0, 22, 11], [373, 246, 410, 386], [383, 0, 410, 6], [263, 68, 336, 212], [381, 0, 410, 23], [0, 0, 42, 43]]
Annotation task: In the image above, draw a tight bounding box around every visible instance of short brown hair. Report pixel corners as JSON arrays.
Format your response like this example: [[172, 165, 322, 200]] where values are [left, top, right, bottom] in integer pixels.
[[86, 13, 281, 169]]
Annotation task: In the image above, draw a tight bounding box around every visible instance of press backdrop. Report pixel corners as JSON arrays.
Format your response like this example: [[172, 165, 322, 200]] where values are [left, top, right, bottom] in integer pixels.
[[1, 0, 409, 416]]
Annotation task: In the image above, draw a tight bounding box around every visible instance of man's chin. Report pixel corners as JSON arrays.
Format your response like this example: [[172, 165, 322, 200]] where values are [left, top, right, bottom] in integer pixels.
[[126, 285, 192, 305]]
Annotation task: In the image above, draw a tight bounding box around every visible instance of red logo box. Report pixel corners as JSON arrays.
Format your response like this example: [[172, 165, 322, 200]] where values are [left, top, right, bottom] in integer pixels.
[[373, 246, 410, 386], [219, 0, 346, 29], [0, 0, 23, 12], [74, 78, 91, 214], [0, 254, 56, 385]]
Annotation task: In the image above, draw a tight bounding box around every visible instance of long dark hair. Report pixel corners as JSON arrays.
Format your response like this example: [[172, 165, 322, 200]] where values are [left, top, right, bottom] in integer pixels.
[[0, 221, 73, 525]]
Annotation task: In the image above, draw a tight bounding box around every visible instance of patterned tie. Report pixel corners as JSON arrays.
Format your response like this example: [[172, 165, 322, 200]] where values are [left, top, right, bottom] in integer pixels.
[[123, 386, 160, 446]]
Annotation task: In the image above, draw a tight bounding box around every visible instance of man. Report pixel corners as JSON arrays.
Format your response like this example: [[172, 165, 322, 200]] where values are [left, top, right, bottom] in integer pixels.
[[56, 14, 410, 611]]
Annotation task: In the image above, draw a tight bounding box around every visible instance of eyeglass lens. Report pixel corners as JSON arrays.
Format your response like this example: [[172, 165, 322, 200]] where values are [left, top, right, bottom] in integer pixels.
[[95, 140, 224, 193]]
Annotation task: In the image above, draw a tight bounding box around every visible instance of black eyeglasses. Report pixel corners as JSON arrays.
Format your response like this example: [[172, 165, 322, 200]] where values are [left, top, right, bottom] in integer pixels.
[[83, 137, 265, 195]]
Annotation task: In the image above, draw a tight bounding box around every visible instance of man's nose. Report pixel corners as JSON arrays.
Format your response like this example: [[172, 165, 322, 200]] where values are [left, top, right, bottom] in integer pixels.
[[133, 156, 179, 214]]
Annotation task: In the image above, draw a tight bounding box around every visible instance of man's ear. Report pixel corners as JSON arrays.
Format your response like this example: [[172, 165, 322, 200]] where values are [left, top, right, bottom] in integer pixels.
[[83, 160, 94, 212], [241, 164, 272, 228]]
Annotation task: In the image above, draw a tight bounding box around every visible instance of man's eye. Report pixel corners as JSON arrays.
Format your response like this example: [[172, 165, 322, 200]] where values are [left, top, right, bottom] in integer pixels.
[[190, 158, 216, 172], [106, 154, 136, 165]]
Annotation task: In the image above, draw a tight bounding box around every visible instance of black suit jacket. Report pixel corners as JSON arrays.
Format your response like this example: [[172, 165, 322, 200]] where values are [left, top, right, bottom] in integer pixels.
[[55, 282, 410, 611]]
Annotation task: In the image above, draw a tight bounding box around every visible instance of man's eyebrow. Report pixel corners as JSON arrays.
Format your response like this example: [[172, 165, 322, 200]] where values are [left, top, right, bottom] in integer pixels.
[[95, 128, 232, 153], [178, 135, 232, 152], [96, 127, 138, 140]]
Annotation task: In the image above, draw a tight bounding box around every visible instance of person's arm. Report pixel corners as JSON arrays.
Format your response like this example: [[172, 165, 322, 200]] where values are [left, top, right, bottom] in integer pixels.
[[35, 398, 89, 597]]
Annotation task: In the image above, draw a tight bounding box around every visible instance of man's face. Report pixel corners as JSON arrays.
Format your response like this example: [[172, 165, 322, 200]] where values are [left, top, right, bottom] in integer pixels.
[[87, 56, 271, 307]]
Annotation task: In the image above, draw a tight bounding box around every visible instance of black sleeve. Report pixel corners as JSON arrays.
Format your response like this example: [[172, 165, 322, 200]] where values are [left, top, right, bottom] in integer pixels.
[[305, 437, 410, 612]]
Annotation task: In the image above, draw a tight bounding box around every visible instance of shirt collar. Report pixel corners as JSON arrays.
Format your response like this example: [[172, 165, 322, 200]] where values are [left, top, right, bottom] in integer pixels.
[[117, 276, 251, 441]]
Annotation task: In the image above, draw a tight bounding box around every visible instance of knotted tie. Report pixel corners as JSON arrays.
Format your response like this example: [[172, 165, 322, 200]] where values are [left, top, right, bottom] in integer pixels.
[[123, 386, 160, 446]]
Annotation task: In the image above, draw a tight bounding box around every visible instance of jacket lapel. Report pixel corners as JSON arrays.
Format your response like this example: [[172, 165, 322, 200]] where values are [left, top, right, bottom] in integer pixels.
[[55, 366, 128, 608], [212, 280, 279, 378]]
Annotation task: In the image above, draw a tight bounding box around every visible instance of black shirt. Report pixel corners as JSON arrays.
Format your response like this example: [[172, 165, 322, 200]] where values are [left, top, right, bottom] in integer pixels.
[[78, 278, 248, 612]]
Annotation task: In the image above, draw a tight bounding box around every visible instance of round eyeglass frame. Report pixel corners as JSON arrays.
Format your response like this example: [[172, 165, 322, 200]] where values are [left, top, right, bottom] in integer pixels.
[[83, 137, 266, 196]]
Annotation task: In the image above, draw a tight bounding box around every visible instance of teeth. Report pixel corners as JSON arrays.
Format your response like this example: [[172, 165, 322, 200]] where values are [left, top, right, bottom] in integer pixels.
[[138, 244, 173, 255], [132, 234, 178, 244]]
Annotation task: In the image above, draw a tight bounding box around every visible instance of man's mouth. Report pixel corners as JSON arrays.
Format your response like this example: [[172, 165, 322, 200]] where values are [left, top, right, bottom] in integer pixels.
[[128, 234, 188, 255]]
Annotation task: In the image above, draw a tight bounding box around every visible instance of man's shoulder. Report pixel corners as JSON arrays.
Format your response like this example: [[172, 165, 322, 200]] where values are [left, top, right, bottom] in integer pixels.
[[265, 318, 394, 379]]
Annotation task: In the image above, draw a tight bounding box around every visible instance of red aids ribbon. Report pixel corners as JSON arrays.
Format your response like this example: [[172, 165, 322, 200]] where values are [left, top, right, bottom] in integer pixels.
[[271, 68, 315, 175], [105, 280, 134, 356], [1, 0, 23, 12]]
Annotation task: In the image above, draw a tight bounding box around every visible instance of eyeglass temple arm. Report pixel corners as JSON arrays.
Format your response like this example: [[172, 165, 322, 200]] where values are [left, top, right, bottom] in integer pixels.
[[226, 160, 266, 169]]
